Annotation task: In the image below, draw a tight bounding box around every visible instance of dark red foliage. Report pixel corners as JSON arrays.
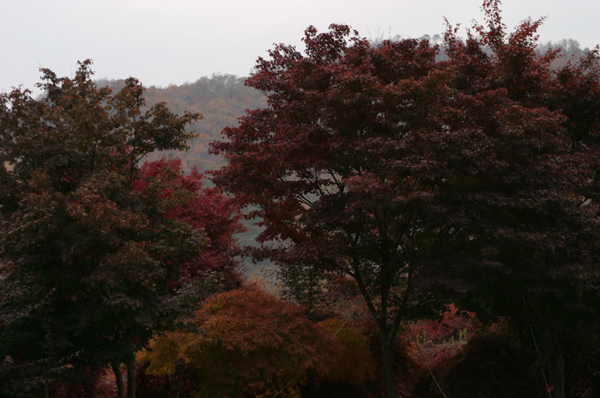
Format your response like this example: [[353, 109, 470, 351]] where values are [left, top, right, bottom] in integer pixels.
[[409, 305, 478, 344], [210, 2, 600, 397], [210, 20, 464, 398], [51, 367, 113, 398], [409, 336, 544, 398], [135, 158, 245, 290]]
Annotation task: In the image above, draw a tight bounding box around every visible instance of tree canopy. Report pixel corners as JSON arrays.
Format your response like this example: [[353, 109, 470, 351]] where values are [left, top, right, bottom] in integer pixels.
[[138, 286, 376, 398], [2, 2, 600, 397], [210, 2, 600, 397], [0, 61, 241, 398]]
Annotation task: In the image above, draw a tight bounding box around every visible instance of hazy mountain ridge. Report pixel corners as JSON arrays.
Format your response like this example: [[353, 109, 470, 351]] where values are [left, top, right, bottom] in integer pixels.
[[97, 74, 267, 173]]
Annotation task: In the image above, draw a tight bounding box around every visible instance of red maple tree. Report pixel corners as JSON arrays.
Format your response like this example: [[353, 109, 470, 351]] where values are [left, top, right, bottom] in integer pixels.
[[135, 158, 245, 291], [211, 2, 600, 397]]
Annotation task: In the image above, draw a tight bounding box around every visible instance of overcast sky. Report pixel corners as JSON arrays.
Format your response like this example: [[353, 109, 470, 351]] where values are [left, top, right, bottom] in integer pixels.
[[1, 0, 599, 95]]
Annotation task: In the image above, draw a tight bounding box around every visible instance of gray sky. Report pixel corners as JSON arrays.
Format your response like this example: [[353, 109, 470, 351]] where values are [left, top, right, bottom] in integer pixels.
[[1, 0, 599, 95]]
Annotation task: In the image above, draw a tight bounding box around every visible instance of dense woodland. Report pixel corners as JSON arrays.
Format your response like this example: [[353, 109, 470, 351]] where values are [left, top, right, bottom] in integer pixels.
[[2, 1, 600, 397]]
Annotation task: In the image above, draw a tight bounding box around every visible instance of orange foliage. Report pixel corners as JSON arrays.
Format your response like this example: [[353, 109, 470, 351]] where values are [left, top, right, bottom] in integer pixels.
[[318, 318, 376, 386], [139, 287, 336, 397], [187, 287, 334, 378]]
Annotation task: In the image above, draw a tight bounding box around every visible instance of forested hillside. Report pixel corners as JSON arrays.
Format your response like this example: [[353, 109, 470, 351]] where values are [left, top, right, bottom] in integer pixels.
[[97, 74, 267, 173]]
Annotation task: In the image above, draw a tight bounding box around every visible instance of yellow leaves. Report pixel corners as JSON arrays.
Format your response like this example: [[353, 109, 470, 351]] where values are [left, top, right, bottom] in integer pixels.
[[136, 331, 195, 376]]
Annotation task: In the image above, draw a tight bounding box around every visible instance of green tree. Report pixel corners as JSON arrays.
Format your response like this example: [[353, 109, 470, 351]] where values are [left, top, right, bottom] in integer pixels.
[[0, 60, 202, 398]]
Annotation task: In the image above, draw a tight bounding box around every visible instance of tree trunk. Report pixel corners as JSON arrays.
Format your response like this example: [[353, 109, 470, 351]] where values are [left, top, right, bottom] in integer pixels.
[[512, 318, 526, 349], [352, 258, 399, 398], [169, 370, 184, 398], [127, 358, 136, 398], [549, 330, 564, 398], [111, 361, 125, 398], [381, 337, 397, 398], [591, 371, 600, 397]]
